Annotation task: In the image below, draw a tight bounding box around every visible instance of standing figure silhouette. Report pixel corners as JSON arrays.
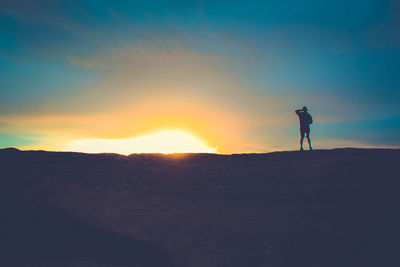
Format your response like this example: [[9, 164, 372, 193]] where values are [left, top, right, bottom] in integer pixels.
[[295, 106, 313, 151]]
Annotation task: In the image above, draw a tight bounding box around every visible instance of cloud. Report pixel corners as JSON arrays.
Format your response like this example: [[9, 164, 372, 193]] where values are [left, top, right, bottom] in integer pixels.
[[0, 0, 90, 34], [4, 43, 282, 119], [67, 57, 94, 68]]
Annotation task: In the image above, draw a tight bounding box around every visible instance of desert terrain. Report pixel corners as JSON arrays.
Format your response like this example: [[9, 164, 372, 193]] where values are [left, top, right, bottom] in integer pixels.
[[0, 148, 399, 266]]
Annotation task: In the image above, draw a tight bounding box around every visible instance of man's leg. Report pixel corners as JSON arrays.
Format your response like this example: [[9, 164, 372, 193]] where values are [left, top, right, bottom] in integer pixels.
[[300, 131, 305, 150], [306, 132, 312, 150]]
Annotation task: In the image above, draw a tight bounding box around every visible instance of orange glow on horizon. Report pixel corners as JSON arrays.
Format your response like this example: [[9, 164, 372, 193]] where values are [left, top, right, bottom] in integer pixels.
[[66, 130, 217, 155]]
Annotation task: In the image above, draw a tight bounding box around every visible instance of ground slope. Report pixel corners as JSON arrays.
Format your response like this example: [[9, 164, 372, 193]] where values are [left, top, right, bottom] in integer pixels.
[[0, 148, 399, 267]]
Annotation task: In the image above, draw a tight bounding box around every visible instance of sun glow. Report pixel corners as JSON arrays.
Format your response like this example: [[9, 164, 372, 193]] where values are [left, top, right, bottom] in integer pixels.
[[67, 130, 217, 155]]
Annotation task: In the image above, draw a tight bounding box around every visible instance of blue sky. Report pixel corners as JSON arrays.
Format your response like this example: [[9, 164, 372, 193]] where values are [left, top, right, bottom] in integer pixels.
[[0, 0, 399, 152]]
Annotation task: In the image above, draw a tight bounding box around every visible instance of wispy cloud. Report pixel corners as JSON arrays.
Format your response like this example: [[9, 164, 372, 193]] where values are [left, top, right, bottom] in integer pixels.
[[0, 0, 88, 33], [67, 57, 94, 67]]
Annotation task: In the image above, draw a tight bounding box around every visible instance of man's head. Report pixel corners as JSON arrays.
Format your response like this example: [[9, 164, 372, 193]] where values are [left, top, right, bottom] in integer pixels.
[[302, 106, 308, 112]]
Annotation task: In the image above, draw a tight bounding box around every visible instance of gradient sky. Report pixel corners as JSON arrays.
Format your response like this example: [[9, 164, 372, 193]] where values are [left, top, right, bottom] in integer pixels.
[[1, 0, 399, 153]]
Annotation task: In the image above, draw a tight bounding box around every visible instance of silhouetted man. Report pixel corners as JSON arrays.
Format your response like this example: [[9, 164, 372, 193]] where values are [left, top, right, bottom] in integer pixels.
[[295, 106, 313, 151]]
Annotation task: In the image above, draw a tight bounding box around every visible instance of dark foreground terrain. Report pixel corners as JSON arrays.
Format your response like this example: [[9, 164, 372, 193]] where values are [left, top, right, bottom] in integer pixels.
[[0, 148, 399, 267]]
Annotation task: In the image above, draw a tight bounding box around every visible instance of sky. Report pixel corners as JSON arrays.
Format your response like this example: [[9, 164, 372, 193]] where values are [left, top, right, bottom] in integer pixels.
[[0, 0, 399, 153]]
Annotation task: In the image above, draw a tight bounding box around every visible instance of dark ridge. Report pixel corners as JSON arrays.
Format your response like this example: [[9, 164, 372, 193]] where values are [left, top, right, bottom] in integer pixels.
[[0, 148, 399, 266]]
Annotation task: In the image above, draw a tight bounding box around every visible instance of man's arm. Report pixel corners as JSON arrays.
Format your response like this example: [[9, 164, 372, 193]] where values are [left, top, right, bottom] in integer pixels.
[[309, 114, 313, 124], [295, 109, 301, 115]]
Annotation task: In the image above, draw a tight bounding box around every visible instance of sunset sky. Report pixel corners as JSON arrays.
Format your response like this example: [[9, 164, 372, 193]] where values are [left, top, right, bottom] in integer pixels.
[[1, 0, 399, 153]]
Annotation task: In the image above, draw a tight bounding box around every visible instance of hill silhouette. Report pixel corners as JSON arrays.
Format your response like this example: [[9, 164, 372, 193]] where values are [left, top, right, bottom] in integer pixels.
[[0, 148, 399, 266]]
